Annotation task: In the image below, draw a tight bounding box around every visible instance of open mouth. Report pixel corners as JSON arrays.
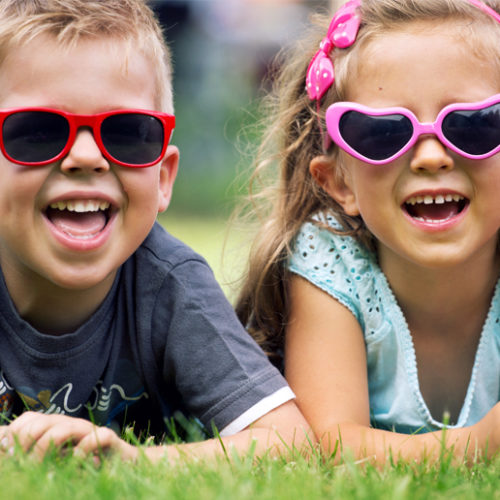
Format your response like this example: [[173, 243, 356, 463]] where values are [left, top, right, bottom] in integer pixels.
[[45, 199, 113, 240], [403, 193, 469, 223]]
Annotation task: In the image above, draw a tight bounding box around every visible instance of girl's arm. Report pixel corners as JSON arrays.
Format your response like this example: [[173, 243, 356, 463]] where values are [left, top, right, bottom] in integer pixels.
[[285, 275, 500, 465]]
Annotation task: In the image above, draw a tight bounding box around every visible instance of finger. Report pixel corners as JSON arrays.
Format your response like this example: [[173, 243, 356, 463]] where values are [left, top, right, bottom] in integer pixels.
[[7, 411, 44, 433], [7, 413, 91, 455], [75, 427, 138, 462], [0, 425, 10, 454], [31, 420, 96, 461], [6, 412, 58, 452]]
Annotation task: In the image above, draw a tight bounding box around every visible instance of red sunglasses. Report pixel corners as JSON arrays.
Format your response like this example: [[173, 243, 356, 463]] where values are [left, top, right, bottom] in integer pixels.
[[0, 107, 175, 168]]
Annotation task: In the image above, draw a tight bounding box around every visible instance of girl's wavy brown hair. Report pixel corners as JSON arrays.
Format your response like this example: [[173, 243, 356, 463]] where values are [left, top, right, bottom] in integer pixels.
[[234, 0, 500, 367]]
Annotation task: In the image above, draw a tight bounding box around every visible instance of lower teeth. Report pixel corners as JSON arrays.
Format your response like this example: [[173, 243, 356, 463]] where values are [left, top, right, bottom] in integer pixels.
[[413, 215, 454, 223], [62, 229, 100, 240]]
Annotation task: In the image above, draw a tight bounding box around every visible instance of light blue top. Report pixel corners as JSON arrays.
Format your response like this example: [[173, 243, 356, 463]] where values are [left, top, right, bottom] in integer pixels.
[[289, 214, 500, 433]]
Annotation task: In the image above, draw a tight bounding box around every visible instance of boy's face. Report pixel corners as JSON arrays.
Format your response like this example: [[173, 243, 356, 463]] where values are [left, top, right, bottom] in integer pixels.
[[0, 36, 178, 299]]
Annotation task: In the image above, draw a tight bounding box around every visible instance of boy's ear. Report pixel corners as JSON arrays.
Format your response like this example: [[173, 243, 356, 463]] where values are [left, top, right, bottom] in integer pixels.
[[157, 145, 179, 213], [309, 155, 360, 216]]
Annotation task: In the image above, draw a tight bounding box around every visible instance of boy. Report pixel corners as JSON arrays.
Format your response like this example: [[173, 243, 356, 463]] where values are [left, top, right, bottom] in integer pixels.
[[0, 0, 308, 462]]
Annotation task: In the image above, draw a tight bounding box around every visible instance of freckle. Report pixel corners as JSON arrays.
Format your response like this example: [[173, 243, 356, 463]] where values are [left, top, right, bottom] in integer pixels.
[[378, 87, 383, 91]]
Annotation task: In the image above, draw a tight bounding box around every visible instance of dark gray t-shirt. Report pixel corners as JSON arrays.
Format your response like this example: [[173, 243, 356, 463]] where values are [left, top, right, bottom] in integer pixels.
[[0, 223, 288, 438]]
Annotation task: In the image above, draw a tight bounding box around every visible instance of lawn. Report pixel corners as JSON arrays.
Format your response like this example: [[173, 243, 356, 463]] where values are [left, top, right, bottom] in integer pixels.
[[1, 447, 499, 500]]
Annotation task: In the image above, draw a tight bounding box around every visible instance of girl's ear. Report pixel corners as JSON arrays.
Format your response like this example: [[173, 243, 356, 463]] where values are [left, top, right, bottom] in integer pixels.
[[309, 155, 360, 216]]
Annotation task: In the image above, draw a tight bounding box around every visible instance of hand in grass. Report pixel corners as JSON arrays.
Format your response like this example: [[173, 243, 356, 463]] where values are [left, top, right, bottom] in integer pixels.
[[0, 411, 139, 462], [0, 402, 309, 464]]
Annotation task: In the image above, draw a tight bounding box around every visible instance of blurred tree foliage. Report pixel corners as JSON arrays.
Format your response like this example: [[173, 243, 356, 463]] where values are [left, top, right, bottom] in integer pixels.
[[152, 0, 322, 216], [152, 2, 261, 215]]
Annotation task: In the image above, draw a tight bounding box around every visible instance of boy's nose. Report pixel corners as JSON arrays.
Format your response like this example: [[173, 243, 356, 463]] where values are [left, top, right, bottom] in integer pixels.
[[409, 136, 454, 173], [59, 128, 110, 173]]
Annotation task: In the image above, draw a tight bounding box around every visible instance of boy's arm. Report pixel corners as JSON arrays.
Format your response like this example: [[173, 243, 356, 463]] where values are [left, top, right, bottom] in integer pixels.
[[1, 400, 312, 462], [285, 275, 500, 466], [144, 400, 311, 462]]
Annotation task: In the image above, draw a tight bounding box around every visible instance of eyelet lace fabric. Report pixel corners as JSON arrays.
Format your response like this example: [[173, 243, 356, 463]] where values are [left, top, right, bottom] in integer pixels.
[[288, 213, 500, 432]]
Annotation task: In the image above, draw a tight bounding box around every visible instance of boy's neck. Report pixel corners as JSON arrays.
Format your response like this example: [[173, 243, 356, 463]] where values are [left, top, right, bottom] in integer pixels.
[[0, 263, 117, 335]]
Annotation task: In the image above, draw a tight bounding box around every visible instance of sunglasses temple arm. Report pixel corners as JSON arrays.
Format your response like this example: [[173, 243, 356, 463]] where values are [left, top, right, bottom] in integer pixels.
[[314, 100, 333, 153]]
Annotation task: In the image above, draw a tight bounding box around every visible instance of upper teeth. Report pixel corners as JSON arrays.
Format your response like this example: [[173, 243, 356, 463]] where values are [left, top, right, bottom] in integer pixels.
[[406, 194, 464, 206], [49, 200, 110, 212]]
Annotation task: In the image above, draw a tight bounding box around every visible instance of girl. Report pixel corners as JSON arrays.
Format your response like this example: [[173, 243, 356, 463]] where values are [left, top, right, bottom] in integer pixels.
[[236, 0, 500, 465]]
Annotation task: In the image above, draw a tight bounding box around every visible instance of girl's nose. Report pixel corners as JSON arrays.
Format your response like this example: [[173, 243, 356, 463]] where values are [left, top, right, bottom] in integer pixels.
[[409, 136, 454, 173], [59, 128, 110, 174]]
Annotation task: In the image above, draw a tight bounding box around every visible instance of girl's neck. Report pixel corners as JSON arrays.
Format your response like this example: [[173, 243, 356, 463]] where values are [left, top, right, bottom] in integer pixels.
[[378, 243, 500, 336], [378, 243, 500, 423]]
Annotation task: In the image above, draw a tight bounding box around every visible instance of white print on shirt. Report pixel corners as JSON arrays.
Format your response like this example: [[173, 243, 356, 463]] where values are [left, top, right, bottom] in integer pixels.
[[93, 382, 149, 412], [0, 371, 14, 417], [0, 369, 149, 424], [0, 371, 13, 395], [17, 381, 148, 415]]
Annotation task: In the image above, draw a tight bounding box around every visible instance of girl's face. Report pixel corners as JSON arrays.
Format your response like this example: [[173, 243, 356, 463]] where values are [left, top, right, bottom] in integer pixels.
[[317, 21, 500, 272]]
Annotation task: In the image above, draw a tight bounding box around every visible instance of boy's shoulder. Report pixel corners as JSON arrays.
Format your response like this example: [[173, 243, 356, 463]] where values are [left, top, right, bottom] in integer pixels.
[[127, 222, 219, 303], [117, 222, 224, 321], [135, 221, 207, 270]]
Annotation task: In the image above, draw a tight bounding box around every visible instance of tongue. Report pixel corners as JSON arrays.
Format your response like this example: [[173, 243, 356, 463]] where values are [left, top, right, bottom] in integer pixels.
[[408, 201, 460, 221], [48, 210, 107, 238]]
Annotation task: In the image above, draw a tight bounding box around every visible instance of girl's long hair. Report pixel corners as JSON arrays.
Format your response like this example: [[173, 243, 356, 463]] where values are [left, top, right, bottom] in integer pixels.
[[234, 0, 500, 366]]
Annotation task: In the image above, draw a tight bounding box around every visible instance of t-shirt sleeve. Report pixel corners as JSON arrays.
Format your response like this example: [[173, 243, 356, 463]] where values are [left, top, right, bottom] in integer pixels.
[[288, 217, 376, 332], [287, 217, 401, 349], [151, 257, 294, 434]]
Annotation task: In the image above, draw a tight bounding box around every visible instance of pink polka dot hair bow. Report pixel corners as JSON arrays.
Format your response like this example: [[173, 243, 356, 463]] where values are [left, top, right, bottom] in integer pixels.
[[306, 0, 361, 100]]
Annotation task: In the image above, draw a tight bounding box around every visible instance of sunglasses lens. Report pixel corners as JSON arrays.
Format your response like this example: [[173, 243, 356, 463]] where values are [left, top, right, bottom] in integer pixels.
[[3, 111, 69, 163], [339, 111, 413, 161], [442, 102, 500, 156], [101, 113, 164, 165]]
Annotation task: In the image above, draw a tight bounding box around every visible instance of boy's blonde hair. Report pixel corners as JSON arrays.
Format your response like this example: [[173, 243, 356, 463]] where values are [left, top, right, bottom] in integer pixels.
[[235, 0, 500, 365], [0, 0, 173, 112]]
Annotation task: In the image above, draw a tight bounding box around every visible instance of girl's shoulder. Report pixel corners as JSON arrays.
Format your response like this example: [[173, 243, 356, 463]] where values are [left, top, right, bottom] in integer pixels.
[[289, 212, 376, 281], [288, 213, 394, 334]]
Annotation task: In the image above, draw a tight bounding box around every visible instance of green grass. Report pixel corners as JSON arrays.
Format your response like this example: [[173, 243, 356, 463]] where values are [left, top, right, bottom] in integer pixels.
[[1, 448, 499, 500]]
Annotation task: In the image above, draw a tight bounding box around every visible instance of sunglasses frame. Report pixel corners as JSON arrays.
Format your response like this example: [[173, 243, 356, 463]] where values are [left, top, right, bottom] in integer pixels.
[[325, 93, 500, 165], [0, 107, 175, 168]]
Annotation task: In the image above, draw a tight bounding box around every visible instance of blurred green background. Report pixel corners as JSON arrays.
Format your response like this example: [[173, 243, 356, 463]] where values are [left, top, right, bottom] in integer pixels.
[[151, 0, 331, 297]]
